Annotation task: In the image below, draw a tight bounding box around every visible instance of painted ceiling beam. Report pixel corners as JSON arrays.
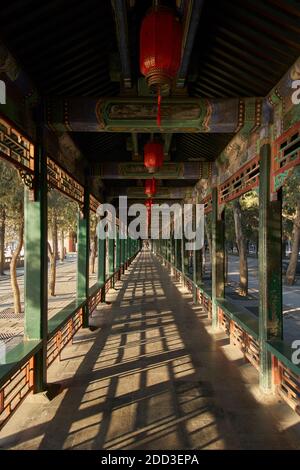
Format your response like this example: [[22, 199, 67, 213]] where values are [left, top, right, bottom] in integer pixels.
[[46, 96, 264, 133], [177, 0, 204, 88], [109, 186, 194, 199], [91, 161, 211, 180], [111, 0, 132, 88]]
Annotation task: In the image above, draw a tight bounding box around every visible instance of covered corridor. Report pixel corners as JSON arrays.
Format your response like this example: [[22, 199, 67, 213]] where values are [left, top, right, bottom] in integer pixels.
[[1, 0, 300, 454], [1, 250, 299, 450]]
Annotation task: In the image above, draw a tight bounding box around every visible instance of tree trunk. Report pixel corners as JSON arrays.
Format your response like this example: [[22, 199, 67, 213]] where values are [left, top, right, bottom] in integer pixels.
[[48, 211, 58, 296], [0, 207, 5, 275], [233, 200, 248, 296], [286, 198, 300, 285], [10, 218, 24, 314], [60, 229, 65, 262], [225, 247, 229, 283], [90, 233, 97, 274], [68, 230, 76, 252], [54, 220, 58, 261], [201, 247, 206, 274]]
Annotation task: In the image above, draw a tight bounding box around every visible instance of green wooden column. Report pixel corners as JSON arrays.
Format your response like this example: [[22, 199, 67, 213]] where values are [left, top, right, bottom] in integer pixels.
[[259, 142, 283, 392], [116, 228, 121, 276], [24, 126, 48, 393], [211, 187, 225, 329], [183, 238, 189, 278], [127, 237, 130, 260], [166, 238, 170, 263], [176, 235, 181, 271], [194, 199, 203, 287], [97, 232, 106, 302], [181, 232, 185, 276], [77, 182, 90, 327], [182, 208, 189, 278], [171, 230, 175, 266], [195, 249, 203, 286], [97, 236, 106, 285], [191, 249, 196, 302], [121, 237, 125, 271], [124, 236, 128, 265], [108, 235, 115, 277]]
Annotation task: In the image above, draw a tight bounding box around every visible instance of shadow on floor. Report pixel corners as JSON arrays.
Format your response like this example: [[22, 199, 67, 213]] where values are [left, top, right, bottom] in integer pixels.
[[0, 251, 297, 450]]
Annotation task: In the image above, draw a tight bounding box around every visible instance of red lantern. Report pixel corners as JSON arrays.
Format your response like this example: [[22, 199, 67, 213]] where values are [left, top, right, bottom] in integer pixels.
[[140, 7, 183, 126], [145, 178, 157, 197], [144, 142, 164, 173]]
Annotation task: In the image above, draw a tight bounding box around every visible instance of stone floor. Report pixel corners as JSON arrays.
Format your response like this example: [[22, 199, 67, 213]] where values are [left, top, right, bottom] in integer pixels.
[[1, 250, 300, 450]]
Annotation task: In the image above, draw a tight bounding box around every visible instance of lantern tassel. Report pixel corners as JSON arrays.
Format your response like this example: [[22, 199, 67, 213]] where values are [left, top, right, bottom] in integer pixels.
[[157, 91, 161, 127]]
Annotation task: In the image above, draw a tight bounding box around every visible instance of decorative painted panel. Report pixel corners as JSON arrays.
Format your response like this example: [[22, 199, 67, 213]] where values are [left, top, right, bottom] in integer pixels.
[[0, 116, 34, 173], [93, 161, 209, 180], [46, 96, 263, 134], [271, 121, 300, 195], [218, 155, 260, 204], [202, 193, 212, 214], [47, 156, 84, 206], [90, 194, 100, 213]]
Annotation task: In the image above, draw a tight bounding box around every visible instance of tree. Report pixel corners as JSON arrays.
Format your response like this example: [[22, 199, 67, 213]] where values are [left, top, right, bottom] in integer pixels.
[[239, 190, 259, 253], [283, 173, 300, 285], [0, 206, 5, 275], [10, 215, 23, 314], [48, 205, 58, 296], [232, 199, 248, 296], [90, 213, 98, 274], [224, 191, 259, 295], [204, 213, 212, 275], [48, 189, 77, 296], [0, 159, 24, 313], [0, 160, 15, 275]]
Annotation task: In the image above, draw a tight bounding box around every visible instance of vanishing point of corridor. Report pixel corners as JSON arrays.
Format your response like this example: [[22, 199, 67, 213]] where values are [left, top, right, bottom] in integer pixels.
[[0, 250, 299, 450]]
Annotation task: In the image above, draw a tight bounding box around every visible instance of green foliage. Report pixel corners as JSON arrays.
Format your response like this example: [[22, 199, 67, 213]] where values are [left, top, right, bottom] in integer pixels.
[[225, 190, 259, 247], [48, 189, 78, 235], [282, 172, 300, 240], [90, 212, 98, 236], [204, 212, 212, 238]]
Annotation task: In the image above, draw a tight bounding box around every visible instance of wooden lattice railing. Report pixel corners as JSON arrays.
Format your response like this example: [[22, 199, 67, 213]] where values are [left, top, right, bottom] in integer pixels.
[[0, 357, 34, 428], [47, 308, 83, 367], [272, 356, 300, 413]]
